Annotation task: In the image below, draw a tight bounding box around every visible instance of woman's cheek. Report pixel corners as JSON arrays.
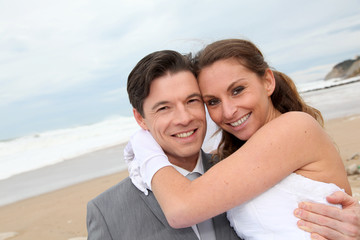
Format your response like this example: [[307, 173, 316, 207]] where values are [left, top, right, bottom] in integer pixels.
[[209, 108, 222, 125]]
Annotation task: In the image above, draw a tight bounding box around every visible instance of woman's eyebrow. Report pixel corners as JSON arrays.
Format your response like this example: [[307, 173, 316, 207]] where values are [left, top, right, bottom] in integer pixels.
[[227, 78, 246, 92]]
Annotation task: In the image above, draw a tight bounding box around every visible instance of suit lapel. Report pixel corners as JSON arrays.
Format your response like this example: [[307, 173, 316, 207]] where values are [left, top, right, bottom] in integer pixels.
[[201, 149, 213, 172], [139, 190, 198, 239], [139, 191, 167, 225]]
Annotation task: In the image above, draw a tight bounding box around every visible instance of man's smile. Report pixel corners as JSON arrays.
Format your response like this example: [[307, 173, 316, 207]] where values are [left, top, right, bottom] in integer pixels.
[[172, 129, 197, 138]]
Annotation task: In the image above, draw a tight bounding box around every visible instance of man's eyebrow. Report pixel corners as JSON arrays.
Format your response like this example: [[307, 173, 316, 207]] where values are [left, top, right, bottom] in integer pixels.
[[151, 101, 169, 111], [187, 93, 202, 99], [151, 93, 202, 111]]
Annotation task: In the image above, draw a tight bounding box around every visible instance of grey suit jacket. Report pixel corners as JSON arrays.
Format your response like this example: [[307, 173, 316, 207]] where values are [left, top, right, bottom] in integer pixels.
[[87, 150, 242, 240]]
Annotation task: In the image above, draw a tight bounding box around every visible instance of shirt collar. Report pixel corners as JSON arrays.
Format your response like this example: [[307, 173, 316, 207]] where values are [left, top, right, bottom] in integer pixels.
[[172, 153, 204, 177]]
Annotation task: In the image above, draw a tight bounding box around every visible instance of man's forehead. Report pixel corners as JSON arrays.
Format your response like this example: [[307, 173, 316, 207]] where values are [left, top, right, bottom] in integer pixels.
[[144, 72, 201, 107], [149, 71, 199, 93]]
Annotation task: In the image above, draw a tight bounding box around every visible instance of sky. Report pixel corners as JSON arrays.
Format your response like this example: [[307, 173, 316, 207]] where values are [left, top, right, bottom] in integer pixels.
[[1, 0, 360, 140]]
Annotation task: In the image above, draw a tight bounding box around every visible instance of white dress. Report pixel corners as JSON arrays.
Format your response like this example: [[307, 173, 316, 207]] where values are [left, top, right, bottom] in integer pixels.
[[227, 173, 343, 240]]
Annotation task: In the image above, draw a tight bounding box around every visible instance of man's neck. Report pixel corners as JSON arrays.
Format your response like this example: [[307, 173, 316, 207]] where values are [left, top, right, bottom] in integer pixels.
[[167, 152, 200, 172]]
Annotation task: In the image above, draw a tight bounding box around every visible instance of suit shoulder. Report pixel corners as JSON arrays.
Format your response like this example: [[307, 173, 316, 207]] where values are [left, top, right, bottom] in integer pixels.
[[88, 177, 140, 207]]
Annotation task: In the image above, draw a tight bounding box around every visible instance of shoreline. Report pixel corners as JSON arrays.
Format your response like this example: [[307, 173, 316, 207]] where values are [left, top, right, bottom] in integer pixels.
[[0, 143, 128, 207], [299, 76, 360, 94], [0, 114, 359, 239], [300, 81, 360, 120]]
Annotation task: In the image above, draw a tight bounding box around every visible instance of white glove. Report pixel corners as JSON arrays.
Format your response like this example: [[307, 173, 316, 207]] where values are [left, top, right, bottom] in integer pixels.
[[125, 129, 172, 194], [124, 141, 149, 195]]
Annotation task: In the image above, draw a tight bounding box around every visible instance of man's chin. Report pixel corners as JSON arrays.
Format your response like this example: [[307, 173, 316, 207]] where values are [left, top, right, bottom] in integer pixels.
[[166, 148, 200, 160], [177, 147, 202, 159]]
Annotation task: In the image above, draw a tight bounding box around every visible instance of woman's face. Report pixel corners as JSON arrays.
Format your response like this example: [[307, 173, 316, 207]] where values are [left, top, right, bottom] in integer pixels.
[[198, 58, 278, 141]]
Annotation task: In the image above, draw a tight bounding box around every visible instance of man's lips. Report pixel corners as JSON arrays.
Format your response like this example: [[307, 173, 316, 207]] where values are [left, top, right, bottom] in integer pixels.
[[172, 129, 197, 138]]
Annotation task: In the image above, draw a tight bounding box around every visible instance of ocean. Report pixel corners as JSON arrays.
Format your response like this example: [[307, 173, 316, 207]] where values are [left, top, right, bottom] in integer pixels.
[[0, 116, 139, 181], [1, 76, 360, 182]]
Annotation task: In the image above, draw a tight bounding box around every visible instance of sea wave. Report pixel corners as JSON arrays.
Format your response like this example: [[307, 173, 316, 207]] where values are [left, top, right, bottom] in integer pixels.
[[297, 76, 360, 93], [0, 116, 139, 180]]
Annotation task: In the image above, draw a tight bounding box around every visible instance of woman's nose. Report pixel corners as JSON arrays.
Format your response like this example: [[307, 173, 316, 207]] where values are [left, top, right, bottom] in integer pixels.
[[222, 99, 237, 119]]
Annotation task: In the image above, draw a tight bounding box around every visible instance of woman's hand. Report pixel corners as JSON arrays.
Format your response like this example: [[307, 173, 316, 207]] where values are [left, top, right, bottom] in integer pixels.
[[124, 129, 171, 193], [124, 140, 149, 195]]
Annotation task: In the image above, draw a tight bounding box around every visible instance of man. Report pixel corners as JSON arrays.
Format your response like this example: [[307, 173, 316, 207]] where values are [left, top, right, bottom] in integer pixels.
[[87, 50, 240, 240], [87, 50, 360, 240]]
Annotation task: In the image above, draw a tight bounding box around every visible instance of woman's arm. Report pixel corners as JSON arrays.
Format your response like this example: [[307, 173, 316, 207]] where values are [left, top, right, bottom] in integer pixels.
[[151, 112, 331, 228]]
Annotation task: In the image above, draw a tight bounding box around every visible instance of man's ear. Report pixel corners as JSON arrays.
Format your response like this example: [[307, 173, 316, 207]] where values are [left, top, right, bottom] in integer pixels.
[[133, 108, 148, 130], [264, 68, 276, 96]]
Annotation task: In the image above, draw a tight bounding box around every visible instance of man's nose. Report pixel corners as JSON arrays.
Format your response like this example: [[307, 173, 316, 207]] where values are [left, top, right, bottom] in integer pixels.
[[173, 107, 192, 125]]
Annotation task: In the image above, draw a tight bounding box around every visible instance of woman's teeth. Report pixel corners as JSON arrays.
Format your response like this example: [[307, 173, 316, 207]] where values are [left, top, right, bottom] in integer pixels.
[[230, 113, 250, 127]]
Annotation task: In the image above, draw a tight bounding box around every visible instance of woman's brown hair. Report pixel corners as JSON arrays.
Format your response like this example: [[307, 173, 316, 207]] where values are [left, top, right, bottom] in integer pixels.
[[194, 39, 323, 160]]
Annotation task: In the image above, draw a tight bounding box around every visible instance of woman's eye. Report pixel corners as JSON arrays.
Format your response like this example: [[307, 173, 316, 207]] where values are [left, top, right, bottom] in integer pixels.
[[207, 99, 220, 106], [233, 86, 244, 95]]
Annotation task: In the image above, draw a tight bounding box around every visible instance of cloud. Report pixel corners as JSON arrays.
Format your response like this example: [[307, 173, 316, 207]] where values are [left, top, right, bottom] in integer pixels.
[[263, 13, 360, 72], [289, 63, 335, 83], [1, 0, 360, 127], [101, 87, 128, 103], [0, 0, 172, 105]]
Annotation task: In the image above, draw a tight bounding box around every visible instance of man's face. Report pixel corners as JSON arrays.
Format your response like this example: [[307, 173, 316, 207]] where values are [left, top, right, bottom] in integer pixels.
[[134, 71, 207, 168]]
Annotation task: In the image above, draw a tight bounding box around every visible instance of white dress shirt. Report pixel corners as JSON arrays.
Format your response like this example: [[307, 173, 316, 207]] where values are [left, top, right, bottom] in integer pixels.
[[172, 154, 212, 239]]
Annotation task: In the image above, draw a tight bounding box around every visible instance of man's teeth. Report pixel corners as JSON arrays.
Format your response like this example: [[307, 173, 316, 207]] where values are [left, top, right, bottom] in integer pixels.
[[176, 130, 194, 138], [230, 114, 250, 127]]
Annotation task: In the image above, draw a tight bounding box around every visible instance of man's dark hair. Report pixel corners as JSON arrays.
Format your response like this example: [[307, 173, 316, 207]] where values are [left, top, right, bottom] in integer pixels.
[[127, 50, 194, 117]]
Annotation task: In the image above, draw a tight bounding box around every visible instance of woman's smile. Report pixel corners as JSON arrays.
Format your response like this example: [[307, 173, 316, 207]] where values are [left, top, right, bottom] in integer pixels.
[[228, 113, 251, 127]]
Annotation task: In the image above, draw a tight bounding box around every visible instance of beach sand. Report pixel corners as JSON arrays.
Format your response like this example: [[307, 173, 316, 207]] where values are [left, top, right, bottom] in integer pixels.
[[325, 115, 360, 200], [0, 114, 359, 240]]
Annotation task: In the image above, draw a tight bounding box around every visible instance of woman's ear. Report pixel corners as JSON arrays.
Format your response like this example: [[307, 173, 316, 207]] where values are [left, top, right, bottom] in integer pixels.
[[263, 68, 276, 96], [133, 108, 148, 130]]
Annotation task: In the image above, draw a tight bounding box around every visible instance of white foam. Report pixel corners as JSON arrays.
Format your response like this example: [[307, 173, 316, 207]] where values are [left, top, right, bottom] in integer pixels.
[[0, 116, 139, 180], [297, 76, 360, 93]]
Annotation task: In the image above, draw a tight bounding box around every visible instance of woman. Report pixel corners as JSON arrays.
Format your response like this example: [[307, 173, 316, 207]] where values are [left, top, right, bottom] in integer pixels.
[[127, 39, 352, 239]]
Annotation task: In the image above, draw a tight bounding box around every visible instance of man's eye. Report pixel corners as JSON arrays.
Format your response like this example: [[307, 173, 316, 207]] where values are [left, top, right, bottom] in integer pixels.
[[233, 86, 244, 95], [188, 98, 201, 104], [157, 106, 169, 112]]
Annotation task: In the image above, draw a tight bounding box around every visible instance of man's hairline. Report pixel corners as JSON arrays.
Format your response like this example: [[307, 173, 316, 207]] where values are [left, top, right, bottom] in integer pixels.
[[139, 69, 198, 118]]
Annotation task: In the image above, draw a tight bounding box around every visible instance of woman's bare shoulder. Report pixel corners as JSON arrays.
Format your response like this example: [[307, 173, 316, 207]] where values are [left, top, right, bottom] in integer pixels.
[[258, 111, 323, 144], [274, 111, 321, 129]]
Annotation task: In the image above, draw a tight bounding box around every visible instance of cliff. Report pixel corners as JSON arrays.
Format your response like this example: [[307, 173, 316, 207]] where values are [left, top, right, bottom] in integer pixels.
[[325, 55, 360, 80]]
